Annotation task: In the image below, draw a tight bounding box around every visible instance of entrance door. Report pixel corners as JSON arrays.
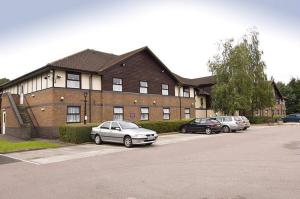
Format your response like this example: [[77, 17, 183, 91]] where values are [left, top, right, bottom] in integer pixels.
[[2, 111, 6, 135]]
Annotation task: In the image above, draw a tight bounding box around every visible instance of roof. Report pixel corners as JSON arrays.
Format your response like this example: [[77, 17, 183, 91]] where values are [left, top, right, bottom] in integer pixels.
[[173, 73, 215, 86], [0, 46, 178, 89]]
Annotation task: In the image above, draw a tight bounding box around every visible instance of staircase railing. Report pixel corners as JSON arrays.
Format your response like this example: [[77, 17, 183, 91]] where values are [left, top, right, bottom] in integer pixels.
[[7, 92, 24, 126], [23, 96, 39, 129]]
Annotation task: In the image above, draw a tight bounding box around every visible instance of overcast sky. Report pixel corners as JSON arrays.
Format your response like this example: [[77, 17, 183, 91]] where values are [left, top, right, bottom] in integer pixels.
[[0, 0, 299, 83]]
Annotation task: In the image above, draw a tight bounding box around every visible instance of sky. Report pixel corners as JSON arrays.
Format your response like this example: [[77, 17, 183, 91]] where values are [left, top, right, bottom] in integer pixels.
[[0, 0, 299, 83]]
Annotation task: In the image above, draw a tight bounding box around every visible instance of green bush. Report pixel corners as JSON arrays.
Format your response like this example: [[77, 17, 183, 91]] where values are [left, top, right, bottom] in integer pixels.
[[247, 116, 282, 124], [59, 123, 98, 144], [136, 120, 192, 133]]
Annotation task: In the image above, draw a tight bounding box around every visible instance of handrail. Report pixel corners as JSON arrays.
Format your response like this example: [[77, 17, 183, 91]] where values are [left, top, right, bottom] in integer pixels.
[[23, 96, 39, 128], [7, 92, 24, 126]]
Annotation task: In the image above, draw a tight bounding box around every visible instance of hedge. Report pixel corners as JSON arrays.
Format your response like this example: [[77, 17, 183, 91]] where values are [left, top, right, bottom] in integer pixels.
[[136, 120, 192, 134], [59, 120, 192, 144], [246, 116, 282, 124], [59, 123, 98, 144]]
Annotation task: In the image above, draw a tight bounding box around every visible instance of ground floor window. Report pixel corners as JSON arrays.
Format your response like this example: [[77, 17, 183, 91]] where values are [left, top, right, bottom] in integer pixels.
[[163, 108, 170, 120], [113, 107, 124, 121], [140, 107, 149, 121], [185, 108, 190, 119], [67, 106, 81, 123]]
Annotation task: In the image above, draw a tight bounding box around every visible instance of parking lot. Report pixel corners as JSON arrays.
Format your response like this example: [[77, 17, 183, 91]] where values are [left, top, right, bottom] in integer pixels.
[[0, 124, 300, 199]]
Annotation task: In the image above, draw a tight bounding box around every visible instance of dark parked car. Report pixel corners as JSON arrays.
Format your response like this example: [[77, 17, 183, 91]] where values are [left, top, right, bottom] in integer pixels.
[[282, 114, 300, 123], [180, 118, 222, 134]]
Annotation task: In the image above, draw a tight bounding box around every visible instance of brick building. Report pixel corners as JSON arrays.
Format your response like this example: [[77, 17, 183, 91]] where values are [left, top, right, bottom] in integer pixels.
[[0, 46, 286, 139], [0, 47, 196, 139]]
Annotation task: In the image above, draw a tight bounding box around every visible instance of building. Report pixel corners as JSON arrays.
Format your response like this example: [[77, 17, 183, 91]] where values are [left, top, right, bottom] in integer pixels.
[[0, 47, 196, 139], [174, 74, 286, 117], [0, 46, 286, 139]]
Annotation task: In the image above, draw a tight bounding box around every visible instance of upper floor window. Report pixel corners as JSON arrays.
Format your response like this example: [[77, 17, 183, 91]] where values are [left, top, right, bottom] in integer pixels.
[[140, 81, 148, 94], [140, 107, 149, 121], [66, 72, 80, 89], [113, 78, 122, 92], [162, 84, 169, 96], [183, 87, 190, 97]]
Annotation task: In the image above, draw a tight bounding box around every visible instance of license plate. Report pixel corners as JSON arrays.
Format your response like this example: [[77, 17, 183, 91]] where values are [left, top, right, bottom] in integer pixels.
[[147, 136, 154, 140]]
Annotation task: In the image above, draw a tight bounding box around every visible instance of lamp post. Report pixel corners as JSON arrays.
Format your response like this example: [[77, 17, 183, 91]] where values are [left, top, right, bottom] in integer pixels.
[[84, 92, 88, 125]]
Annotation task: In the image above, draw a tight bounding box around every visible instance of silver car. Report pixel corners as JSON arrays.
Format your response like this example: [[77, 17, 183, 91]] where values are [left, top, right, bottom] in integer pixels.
[[211, 116, 243, 133], [91, 121, 158, 147], [238, 116, 251, 130]]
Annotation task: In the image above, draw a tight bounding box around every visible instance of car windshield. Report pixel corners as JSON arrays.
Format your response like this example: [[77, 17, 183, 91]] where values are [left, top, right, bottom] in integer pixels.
[[118, 121, 140, 129]]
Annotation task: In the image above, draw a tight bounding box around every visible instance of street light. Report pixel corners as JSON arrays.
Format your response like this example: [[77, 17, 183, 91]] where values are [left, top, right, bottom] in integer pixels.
[[84, 92, 88, 125]]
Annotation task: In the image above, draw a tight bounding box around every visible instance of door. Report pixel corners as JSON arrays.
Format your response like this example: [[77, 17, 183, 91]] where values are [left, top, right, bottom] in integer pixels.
[[2, 111, 6, 135], [99, 122, 111, 142], [110, 122, 123, 143]]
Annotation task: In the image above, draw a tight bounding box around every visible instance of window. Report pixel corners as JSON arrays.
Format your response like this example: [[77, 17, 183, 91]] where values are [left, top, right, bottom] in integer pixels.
[[183, 87, 190, 97], [162, 84, 169, 95], [67, 106, 80, 123], [113, 78, 122, 92], [140, 81, 148, 94], [184, 108, 190, 119], [140, 107, 149, 121], [113, 107, 123, 121], [66, 72, 80, 89], [101, 122, 111, 129], [111, 122, 121, 130], [163, 108, 170, 120]]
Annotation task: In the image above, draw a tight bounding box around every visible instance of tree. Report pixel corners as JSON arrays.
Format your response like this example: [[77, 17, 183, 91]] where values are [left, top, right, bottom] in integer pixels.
[[278, 78, 300, 114], [0, 78, 9, 86], [208, 30, 274, 115]]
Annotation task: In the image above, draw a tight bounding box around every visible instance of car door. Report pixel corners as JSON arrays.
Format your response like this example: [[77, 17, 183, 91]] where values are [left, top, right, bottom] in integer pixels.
[[198, 119, 207, 132], [99, 122, 112, 142], [190, 119, 201, 132], [110, 122, 124, 143]]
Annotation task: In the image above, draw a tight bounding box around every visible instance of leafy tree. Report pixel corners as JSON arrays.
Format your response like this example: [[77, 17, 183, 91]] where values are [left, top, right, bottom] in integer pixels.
[[208, 30, 274, 115], [279, 78, 300, 114], [0, 78, 9, 86]]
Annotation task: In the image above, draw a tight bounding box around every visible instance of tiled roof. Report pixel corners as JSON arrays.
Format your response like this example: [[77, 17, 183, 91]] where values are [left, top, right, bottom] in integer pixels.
[[173, 73, 215, 86]]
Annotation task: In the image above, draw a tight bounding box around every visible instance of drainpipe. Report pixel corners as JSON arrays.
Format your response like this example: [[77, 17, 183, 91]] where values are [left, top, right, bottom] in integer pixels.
[[179, 86, 182, 120], [89, 74, 92, 123]]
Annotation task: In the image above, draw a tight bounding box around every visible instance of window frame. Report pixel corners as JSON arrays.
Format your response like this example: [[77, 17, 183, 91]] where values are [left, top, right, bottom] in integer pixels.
[[183, 87, 190, 98], [162, 84, 169, 96], [113, 107, 124, 121], [184, 108, 191, 119], [139, 81, 148, 94], [66, 71, 81, 89], [140, 107, 149, 121], [113, 78, 123, 92], [163, 107, 170, 120], [66, 106, 81, 123]]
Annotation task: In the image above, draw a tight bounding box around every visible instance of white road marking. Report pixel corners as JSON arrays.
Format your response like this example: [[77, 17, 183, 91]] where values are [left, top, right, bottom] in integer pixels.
[[0, 154, 41, 165]]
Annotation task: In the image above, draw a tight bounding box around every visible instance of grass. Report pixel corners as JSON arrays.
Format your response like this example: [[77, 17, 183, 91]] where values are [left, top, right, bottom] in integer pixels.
[[0, 139, 60, 153]]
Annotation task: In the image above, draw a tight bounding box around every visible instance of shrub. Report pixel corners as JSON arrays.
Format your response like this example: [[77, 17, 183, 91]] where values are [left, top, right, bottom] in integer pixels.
[[136, 120, 192, 133], [246, 116, 282, 124], [59, 123, 98, 144]]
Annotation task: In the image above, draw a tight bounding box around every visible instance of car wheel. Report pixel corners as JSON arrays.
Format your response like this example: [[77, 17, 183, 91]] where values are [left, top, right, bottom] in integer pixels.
[[94, 135, 102, 145], [205, 128, 212, 135], [222, 126, 230, 133], [124, 136, 133, 148], [181, 127, 187, 133]]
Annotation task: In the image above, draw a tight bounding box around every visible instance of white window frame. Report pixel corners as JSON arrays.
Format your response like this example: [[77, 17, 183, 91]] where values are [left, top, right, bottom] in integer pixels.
[[184, 108, 190, 119], [113, 107, 124, 121], [67, 106, 81, 123], [113, 78, 123, 92], [163, 108, 170, 120], [140, 107, 149, 121], [162, 84, 169, 96], [183, 87, 190, 98], [66, 72, 81, 89], [140, 81, 148, 94]]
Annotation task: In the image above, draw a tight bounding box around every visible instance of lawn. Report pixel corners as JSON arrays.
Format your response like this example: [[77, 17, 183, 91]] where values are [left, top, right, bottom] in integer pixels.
[[0, 139, 60, 153]]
